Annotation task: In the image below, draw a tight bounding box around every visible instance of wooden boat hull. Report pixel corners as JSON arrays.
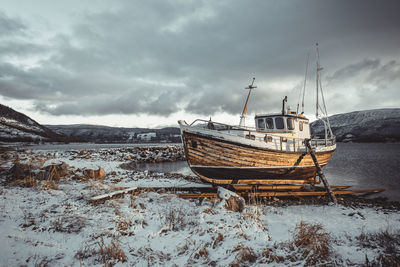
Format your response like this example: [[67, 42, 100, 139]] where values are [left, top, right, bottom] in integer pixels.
[[181, 130, 335, 185]]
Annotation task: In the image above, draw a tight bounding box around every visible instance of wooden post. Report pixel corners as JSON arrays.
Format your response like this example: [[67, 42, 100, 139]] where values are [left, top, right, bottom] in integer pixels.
[[305, 139, 337, 204]]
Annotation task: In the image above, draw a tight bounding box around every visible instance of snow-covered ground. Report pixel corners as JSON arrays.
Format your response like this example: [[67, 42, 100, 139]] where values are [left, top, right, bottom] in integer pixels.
[[0, 145, 399, 266]]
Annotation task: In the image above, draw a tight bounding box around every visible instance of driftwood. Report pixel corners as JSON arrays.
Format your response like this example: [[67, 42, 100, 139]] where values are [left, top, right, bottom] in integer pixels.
[[90, 187, 138, 204]]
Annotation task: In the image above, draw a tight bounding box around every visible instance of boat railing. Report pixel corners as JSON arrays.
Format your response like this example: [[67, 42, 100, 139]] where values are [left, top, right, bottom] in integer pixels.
[[189, 119, 256, 131], [188, 119, 335, 151]]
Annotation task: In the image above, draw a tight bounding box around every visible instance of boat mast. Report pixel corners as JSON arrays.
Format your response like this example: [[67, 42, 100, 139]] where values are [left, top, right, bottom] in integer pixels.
[[316, 43, 321, 118], [314, 43, 334, 139], [239, 77, 256, 127]]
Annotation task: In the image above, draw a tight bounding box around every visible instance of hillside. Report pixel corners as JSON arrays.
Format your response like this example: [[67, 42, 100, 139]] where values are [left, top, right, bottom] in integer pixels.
[[0, 104, 76, 143], [311, 108, 400, 142], [46, 124, 181, 143]]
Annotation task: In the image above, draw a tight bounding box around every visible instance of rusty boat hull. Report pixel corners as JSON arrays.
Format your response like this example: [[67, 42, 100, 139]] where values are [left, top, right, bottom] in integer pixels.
[[181, 128, 335, 185]]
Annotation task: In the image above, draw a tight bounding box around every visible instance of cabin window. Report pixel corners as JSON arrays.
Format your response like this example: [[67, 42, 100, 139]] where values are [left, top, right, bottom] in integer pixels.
[[287, 118, 295, 130], [257, 118, 265, 129], [245, 134, 256, 140], [299, 121, 303, 131], [275, 117, 284, 129], [266, 118, 274, 129]]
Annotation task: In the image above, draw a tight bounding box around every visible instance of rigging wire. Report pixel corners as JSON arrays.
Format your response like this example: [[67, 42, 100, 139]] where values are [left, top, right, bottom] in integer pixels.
[[296, 52, 310, 115], [302, 52, 310, 114]]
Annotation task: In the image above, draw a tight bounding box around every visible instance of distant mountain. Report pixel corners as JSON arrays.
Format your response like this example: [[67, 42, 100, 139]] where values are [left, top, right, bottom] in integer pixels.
[[311, 108, 400, 142], [46, 124, 181, 143], [0, 104, 77, 143]]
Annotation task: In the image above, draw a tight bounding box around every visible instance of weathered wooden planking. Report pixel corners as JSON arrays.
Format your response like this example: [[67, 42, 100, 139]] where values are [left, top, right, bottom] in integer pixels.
[[181, 130, 335, 184], [183, 131, 333, 167]]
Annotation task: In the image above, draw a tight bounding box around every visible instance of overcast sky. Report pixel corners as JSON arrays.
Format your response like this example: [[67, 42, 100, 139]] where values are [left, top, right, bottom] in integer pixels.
[[1, 0, 399, 128]]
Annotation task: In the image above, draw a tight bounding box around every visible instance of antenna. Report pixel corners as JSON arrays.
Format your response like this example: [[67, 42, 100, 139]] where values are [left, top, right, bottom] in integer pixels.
[[302, 52, 310, 114], [239, 77, 257, 127]]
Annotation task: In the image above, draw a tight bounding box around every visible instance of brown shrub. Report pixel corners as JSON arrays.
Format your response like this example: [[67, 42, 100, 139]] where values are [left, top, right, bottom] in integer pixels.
[[231, 247, 257, 266], [117, 219, 132, 231], [292, 221, 332, 265], [260, 221, 333, 266], [76, 237, 126, 265], [358, 230, 400, 266], [43, 180, 58, 190], [97, 238, 126, 264], [225, 195, 245, 212]]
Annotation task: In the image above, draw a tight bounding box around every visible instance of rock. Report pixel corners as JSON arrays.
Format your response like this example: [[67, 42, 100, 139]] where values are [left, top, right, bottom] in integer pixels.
[[8, 163, 32, 180], [83, 167, 106, 179], [85, 154, 91, 159], [43, 162, 70, 180], [97, 167, 106, 179], [126, 155, 131, 160], [217, 187, 245, 212]]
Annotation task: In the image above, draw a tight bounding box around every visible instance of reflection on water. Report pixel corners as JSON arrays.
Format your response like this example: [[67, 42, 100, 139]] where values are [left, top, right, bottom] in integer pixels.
[[136, 143, 400, 201], [323, 142, 400, 201]]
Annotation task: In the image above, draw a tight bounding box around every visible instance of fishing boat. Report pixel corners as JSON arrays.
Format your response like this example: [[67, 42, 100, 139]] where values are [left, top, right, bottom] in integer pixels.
[[178, 44, 336, 185]]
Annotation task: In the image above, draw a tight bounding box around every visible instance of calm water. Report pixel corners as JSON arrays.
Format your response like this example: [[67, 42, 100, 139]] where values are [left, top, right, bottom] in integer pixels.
[[136, 143, 400, 201], [20, 143, 181, 151]]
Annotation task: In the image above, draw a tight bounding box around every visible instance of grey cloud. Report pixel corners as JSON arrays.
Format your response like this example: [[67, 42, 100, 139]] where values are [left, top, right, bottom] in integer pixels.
[[0, 11, 25, 37], [0, 0, 400, 119], [326, 59, 380, 83]]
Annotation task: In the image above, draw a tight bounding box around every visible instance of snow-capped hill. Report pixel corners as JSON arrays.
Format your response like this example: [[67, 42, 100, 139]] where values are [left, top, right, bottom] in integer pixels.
[[0, 104, 66, 142], [46, 124, 181, 143], [311, 108, 400, 142]]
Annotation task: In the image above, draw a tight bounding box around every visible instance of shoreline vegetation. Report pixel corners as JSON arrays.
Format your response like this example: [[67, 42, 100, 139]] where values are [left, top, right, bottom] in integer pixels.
[[1, 144, 400, 266]]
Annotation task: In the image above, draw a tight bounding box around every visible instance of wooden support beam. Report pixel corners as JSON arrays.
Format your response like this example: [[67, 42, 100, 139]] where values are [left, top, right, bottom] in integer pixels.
[[305, 139, 337, 204]]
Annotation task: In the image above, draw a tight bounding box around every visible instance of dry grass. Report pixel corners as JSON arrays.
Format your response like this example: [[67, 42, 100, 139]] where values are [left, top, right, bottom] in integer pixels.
[[358, 229, 400, 266], [231, 247, 257, 266], [163, 207, 198, 231], [260, 221, 333, 266], [212, 233, 224, 249], [43, 180, 58, 190], [5, 161, 72, 189], [76, 237, 126, 266], [51, 216, 86, 233], [293, 221, 332, 265], [117, 218, 132, 231], [132, 246, 171, 265], [97, 238, 127, 264]]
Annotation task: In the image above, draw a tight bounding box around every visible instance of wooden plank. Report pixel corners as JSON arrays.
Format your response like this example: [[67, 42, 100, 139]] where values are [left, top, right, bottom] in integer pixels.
[[232, 185, 305, 190], [90, 187, 138, 204], [177, 188, 385, 199], [232, 185, 351, 191], [197, 174, 318, 185]]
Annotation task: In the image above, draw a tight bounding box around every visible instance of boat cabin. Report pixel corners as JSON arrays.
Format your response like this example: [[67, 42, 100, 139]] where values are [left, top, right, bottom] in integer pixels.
[[254, 110, 310, 139]]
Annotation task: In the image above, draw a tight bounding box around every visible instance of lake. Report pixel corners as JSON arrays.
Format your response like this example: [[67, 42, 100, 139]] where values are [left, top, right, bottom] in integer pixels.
[[20, 142, 181, 150], [136, 142, 400, 201]]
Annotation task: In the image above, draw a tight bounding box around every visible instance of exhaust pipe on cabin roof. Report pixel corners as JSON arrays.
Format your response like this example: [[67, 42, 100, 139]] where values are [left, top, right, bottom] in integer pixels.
[[282, 96, 287, 115]]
